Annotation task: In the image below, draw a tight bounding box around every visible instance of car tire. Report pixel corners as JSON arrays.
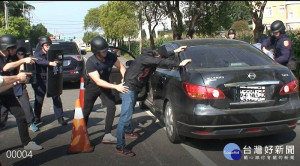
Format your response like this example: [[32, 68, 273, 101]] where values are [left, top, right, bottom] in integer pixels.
[[164, 101, 185, 143]]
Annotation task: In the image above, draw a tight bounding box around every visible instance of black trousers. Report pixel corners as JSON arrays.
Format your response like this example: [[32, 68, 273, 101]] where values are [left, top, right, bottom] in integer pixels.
[[0, 94, 31, 146], [32, 77, 64, 120], [83, 82, 116, 134], [17, 86, 35, 124], [1, 86, 34, 124]]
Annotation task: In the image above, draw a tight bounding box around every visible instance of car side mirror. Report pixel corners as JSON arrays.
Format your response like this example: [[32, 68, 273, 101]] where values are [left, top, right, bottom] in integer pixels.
[[126, 60, 134, 67], [81, 50, 87, 55]]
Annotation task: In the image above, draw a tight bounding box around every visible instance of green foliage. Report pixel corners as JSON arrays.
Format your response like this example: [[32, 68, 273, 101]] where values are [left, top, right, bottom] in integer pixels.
[[83, 31, 100, 44], [141, 29, 147, 39], [287, 30, 300, 59], [29, 23, 49, 47], [231, 20, 250, 32], [154, 37, 173, 48], [287, 30, 300, 78], [196, 1, 251, 36], [84, 7, 101, 31], [0, 1, 35, 17], [0, 16, 31, 39], [236, 30, 254, 43], [158, 30, 172, 38], [98, 1, 138, 40], [227, 1, 252, 23]]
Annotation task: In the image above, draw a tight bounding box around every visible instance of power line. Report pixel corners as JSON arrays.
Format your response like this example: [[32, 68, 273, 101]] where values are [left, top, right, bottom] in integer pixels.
[[34, 19, 83, 22], [31, 21, 83, 25]]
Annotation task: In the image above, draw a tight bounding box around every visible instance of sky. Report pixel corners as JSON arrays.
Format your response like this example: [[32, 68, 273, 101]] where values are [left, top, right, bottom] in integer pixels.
[[25, 1, 108, 39]]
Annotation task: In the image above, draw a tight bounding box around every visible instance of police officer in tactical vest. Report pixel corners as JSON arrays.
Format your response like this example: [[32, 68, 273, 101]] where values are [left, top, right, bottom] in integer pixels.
[[32, 36, 67, 126], [0, 34, 42, 150], [262, 20, 294, 67], [228, 29, 236, 39], [83, 36, 129, 144]]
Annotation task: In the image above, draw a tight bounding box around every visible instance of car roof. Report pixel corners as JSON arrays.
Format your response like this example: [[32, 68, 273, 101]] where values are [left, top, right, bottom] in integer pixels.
[[51, 40, 76, 44], [169, 38, 249, 47]]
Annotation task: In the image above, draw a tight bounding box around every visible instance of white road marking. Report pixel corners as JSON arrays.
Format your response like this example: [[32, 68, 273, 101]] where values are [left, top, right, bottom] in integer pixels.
[[145, 110, 218, 166]]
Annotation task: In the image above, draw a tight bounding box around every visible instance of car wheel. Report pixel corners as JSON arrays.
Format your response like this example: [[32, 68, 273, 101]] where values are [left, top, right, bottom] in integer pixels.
[[164, 101, 184, 143]]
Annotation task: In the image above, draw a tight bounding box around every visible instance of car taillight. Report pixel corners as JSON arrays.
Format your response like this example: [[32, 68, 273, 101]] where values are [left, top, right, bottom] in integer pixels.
[[279, 79, 299, 95], [182, 82, 226, 99], [76, 55, 82, 61]]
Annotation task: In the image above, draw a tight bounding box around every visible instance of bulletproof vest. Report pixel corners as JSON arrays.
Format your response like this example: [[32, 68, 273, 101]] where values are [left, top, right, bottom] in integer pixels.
[[86, 52, 113, 87], [84, 55, 99, 86]]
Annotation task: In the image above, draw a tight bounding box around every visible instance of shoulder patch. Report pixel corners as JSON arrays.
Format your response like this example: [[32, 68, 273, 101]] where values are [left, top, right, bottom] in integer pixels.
[[284, 40, 289, 47]]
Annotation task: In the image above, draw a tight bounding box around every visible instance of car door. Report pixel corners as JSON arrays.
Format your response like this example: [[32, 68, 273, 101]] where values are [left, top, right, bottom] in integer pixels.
[[150, 43, 180, 113]]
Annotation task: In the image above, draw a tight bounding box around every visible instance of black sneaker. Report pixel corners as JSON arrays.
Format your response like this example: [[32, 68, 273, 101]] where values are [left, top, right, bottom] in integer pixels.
[[116, 147, 136, 157], [34, 118, 41, 124], [58, 117, 67, 126]]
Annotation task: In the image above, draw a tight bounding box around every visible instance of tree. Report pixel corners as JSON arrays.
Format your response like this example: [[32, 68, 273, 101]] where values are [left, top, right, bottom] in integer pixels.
[[231, 20, 250, 32], [83, 31, 100, 44], [245, 1, 267, 42], [155, 1, 184, 40], [29, 23, 51, 47], [0, 16, 31, 39], [182, 1, 206, 39], [98, 1, 138, 49], [217, 1, 251, 31], [139, 1, 165, 49], [0, 1, 35, 17], [84, 7, 101, 31], [196, 1, 223, 36]]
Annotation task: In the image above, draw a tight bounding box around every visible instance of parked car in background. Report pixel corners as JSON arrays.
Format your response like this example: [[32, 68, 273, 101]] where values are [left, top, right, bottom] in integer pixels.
[[143, 39, 300, 143], [81, 44, 86, 51], [35, 40, 86, 84]]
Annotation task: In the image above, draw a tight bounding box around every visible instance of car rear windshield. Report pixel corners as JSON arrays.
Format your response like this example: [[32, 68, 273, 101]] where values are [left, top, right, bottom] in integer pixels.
[[183, 44, 276, 69], [50, 42, 79, 55]]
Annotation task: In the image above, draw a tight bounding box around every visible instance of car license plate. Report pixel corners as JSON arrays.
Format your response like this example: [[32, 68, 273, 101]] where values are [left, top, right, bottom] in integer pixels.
[[239, 86, 265, 102], [63, 60, 71, 66]]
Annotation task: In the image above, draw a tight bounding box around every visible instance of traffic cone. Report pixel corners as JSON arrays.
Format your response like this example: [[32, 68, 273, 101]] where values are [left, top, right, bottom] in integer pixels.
[[68, 99, 94, 153], [79, 77, 85, 109]]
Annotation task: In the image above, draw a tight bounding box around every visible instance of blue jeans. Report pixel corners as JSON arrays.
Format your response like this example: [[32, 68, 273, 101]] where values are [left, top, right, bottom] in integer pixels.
[[116, 90, 138, 149]]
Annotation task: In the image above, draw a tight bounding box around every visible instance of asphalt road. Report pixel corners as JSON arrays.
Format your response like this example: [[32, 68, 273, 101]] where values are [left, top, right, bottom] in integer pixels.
[[0, 52, 299, 166]]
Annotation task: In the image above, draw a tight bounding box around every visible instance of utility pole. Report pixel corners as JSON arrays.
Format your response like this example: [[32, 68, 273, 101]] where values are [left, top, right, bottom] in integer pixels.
[[4, 1, 8, 29], [23, 3, 25, 18]]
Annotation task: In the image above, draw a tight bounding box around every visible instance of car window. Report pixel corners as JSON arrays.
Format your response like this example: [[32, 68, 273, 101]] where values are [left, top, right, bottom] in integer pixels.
[[51, 42, 79, 55], [182, 44, 276, 69]]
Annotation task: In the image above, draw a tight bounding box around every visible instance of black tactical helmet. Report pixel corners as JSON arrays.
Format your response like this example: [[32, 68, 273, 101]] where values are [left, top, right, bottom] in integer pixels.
[[228, 29, 236, 35], [270, 20, 285, 33], [0, 34, 17, 51], [39, 36, 52, 46], [91, 36, 109, 54]]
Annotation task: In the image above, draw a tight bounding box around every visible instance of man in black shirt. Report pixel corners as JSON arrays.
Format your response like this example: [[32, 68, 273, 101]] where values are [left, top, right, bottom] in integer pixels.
[[83, 36, 129, 144], [116, 45, 191, 156]]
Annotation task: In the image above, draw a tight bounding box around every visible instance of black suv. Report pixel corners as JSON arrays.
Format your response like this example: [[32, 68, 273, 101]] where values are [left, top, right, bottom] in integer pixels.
[[35, 40, 86, 83]]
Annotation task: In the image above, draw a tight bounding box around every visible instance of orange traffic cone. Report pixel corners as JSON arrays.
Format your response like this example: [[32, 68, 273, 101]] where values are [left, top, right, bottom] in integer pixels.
[[68, 99, 94, 153], [79, 77, 85, 109]]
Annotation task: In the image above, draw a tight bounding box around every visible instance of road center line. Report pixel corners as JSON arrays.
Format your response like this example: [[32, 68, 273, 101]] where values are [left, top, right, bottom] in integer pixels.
[[145, 110, 218, 166]]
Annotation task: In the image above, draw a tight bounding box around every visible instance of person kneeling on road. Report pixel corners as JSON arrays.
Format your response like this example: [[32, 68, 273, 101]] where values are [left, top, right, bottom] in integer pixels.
[[116, 45, 191, 157]]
